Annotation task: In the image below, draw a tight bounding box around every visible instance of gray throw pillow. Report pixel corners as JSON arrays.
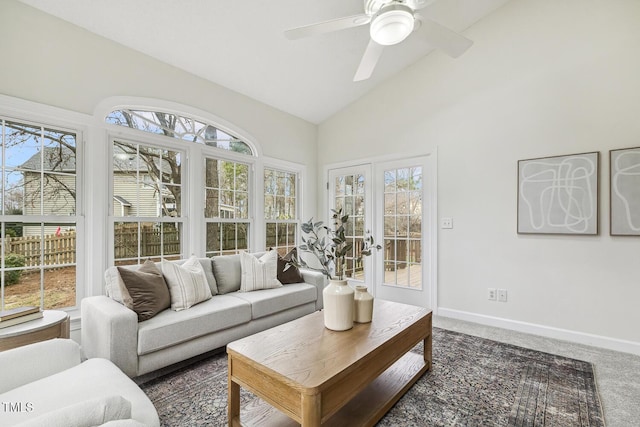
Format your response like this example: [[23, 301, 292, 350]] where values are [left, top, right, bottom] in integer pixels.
[[118, 260, 170, 321], [211, 254, 242, 294]]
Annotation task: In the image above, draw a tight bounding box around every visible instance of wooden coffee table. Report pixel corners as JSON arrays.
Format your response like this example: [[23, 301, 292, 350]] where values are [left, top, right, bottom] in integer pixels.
[[227, 299, 432, 426]]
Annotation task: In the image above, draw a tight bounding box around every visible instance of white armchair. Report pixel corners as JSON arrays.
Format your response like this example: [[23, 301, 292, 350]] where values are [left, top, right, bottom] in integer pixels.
[[0, 339, 159, 427]]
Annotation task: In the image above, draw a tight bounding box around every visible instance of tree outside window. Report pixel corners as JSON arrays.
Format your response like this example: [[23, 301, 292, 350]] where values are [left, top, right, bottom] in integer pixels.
[[265, 168, 297, 255], [205, 159, 250, 256]]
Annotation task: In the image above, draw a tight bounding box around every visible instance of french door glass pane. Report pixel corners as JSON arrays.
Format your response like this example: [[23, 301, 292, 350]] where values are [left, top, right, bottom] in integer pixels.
[[383, 166, 423, 289], [334, 173, 366, 280]]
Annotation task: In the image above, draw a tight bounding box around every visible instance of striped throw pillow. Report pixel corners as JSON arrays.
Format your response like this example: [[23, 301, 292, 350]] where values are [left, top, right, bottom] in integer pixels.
[[240, 250, 282, 292], [162, 256, 212, 311]]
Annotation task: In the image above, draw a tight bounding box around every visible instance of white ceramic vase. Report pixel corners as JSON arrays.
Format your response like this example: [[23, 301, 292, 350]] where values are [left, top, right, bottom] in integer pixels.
[[323, 279, 354, 331], [353, 285, 374, 323]]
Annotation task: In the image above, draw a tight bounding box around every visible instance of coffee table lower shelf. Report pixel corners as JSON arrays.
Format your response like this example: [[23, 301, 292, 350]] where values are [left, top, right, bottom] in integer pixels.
[[235, 351, 429, 427]]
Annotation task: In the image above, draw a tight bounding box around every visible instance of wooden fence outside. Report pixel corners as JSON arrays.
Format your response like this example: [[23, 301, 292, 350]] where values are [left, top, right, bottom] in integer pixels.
[[5, 226, 181, 266], [3, 232, 77, 267], [113, 224, 181, 260]]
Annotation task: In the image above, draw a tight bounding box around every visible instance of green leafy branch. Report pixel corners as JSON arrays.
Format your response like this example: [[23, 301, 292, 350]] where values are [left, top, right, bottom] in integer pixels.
[[288, 208, 381, 280]]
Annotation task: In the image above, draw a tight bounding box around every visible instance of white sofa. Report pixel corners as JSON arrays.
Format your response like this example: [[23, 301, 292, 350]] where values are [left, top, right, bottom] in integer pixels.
[[81, 253, 325, 377], [0, 339, 159, 426]]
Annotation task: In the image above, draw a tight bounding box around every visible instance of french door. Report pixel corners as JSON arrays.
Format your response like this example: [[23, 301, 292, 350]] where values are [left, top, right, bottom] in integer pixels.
[[374, 156, 434, 308], [328, 156, 435, 309]]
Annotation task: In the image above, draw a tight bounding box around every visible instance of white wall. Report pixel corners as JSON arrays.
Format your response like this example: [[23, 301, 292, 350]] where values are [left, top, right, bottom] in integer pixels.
[[319, 0, 640, 352], [0, 1, 317, 164]]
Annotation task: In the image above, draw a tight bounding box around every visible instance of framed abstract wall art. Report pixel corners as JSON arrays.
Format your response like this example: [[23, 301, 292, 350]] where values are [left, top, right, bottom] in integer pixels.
[[517, 152, 599, 235], [610, 146, 640, 236]]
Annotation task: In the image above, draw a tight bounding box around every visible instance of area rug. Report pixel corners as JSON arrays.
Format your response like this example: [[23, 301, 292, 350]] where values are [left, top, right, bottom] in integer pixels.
[[139, 328, 605, 426]]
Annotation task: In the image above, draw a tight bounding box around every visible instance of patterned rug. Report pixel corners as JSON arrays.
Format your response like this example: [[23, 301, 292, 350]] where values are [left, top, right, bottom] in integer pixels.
[[139, 328, 605, 426]]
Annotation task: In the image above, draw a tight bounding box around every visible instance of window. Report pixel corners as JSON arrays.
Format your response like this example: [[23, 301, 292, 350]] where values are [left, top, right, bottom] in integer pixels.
[[383, 166, 422, 288], [112, 140, 183, 265], [107, 108, 257, 263], [205, 158, 250, 256], [0, 118, 79, 310], [106, 109, 252, 155], [264, 168, 297, 255]]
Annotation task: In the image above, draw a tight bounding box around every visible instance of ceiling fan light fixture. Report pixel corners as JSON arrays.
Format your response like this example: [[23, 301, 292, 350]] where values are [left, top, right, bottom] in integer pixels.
[[370, 4, 415, 46]]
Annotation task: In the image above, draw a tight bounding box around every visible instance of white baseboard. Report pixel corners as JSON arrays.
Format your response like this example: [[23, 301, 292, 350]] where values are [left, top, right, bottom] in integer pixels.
[[437, 307, 640, 356]]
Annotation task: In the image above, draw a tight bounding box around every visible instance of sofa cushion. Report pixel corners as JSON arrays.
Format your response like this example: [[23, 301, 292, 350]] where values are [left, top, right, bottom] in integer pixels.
[[161, 256, 212, 311], [211, 254, 242, 294], [229, 283, 317, 319], [0, 358, 159, 426], [15, 395, 132, 427], [277, 247, 305, 284], [240, 250, 282, 292], [137, 295, 251, 355], [118, 260, 170, 322]]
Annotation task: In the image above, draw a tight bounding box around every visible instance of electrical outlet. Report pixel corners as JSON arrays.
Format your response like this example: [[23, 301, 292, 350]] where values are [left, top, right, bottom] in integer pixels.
[[487, 288, 496, 301], [441, 218, 453, 229], [498, 289, 507, 302]]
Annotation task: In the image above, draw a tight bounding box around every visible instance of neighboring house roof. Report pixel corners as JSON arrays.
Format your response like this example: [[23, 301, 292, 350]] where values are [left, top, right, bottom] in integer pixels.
[[20, 146, 76, 172], [113, 195, 132, 207]]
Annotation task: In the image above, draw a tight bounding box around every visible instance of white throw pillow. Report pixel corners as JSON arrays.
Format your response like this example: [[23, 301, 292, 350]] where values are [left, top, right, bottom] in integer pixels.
[[162, 256, 212, 311], [104, 266, 134, 309], [240, 250, 282, 292]]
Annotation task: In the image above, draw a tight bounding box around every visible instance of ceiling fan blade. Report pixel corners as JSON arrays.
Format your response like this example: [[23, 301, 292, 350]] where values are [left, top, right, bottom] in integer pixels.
[[353, 40, 385, 82], [416, 16, 473, 58], [284, 14, 371, 40]]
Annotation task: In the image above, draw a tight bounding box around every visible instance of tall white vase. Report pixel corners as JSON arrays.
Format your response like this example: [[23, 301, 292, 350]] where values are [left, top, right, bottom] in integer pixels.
[[323, 279, 354, 331]]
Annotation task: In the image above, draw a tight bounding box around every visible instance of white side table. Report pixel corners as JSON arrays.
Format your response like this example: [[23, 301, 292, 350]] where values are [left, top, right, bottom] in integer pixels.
[[0, 310, 70, 351]]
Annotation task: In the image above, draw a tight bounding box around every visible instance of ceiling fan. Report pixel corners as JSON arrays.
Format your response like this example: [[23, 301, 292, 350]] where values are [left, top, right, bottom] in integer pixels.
[[284, 0, 474, 82]]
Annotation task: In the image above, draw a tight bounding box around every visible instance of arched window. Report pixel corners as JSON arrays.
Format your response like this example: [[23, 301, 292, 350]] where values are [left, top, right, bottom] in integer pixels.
[[102, 102, 302, 265], [106, 109, 253, 155], [105, 107, 257, 264]]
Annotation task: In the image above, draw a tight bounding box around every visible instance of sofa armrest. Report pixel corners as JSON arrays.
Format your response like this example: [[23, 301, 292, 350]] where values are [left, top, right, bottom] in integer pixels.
[[300, 269, 326, 310], [0, 338, 81, 394], [81, 296, 139, 377]]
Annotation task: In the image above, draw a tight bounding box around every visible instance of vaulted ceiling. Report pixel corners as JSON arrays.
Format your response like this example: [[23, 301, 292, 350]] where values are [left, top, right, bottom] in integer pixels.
[[19, 0, 510, 124]]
